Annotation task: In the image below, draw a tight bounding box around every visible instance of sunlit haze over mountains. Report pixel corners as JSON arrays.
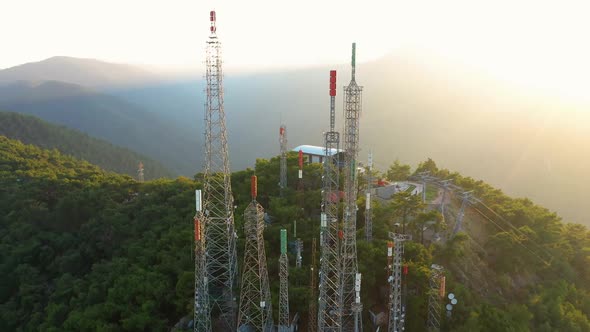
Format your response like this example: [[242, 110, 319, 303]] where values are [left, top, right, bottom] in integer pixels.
[[3, 1, 590, 331], [2, 0, 590, 104]]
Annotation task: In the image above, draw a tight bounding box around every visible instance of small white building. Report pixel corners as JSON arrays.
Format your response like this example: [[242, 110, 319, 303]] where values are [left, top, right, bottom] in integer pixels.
[[292, 145, 344, 164]]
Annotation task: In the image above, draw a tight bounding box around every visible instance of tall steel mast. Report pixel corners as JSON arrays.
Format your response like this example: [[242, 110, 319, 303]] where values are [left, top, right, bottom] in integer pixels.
[[365, 152, 373, 242], [388, 233, 411, 332], [279, 125, 288, 194], [137, 161, 145, 182], [196, 10, 237, 331], [318, 69, 343, 331], [279, 229, 290, 332], [194, 190, 211, 332], [309, 237, 318, 332], [237, 176, 273, 331], [427, 264, 445, 332], [341, 43, 363, 331]]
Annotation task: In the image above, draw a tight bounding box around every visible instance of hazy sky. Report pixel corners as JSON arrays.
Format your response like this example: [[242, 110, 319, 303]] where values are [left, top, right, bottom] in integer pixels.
[[1, 0, 589, 102]]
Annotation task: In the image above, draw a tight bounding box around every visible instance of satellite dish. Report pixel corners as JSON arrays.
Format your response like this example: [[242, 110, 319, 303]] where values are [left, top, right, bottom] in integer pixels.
[[446, 304, 453, 311], [451, 298, 458, 305], [448, 293, 455, 300]]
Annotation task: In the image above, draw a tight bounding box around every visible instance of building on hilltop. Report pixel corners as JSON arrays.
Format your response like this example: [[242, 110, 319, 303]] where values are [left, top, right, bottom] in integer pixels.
[[292, 145, 344, 164]]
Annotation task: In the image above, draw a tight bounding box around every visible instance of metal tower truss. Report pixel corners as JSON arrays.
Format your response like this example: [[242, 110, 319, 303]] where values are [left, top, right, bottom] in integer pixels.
[[197, 10, 238, 331], [296, 238, 303, 268], [279, 229, 290, 332], [341, 42, 363, 332], [452, 191, 476, 236], [194, 189, 211, 332], [388, 233, 411, 332], [280, 125, 288, 193], [415, 171, 431, 203], [137, 161, 145, 182], [297, 149, 305, 217], [365, 152, 373, 242], [237, 176, 273, 332], [318, 69, 343, 332], [427, 264, 445, 332], [309, 238, 318, 332]]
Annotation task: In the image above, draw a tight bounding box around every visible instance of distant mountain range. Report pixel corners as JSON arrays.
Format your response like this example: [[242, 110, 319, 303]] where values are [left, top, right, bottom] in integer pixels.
[[0, 56, 161, 87], [0, 111, 173, 179], [0, 54, 587, 224], [0, 80, 198, 175]]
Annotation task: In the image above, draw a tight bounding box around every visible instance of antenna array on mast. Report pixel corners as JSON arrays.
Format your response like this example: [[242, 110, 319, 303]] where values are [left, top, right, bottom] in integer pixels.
[[194, 10, 237, 331], [341, 43, 363, 331], [237, 176, 273, 331], [318, 69, 343, 332]]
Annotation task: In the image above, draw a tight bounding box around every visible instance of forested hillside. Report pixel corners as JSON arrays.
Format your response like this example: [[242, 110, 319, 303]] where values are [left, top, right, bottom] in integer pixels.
[[0, 112, 172, 179], [1, 137, 588, 331], [0, 80, 198, 175]]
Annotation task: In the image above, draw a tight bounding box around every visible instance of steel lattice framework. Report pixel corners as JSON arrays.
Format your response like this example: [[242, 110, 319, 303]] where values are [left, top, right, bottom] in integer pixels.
[[452, 191, 475, 236], [427, 264, 445, 332], [137, 161, 144, 182], [279, 229, 290, 332], [194, 192, 211, 332], [388, 233, 411, 332], [195, 11, 238, 332], [309, 238, 318, 332], [237, 176, 273, 331], [341, 43, 363, 331], [318, 69, 343, 332], [280, 125, 288, 193], [297, 149, 305, 217], [296, 238, 303, 268], [365, 152, 373, 242]]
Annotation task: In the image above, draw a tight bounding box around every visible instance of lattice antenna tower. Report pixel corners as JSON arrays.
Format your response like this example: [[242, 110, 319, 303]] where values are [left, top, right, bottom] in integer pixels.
[[318, 69, 343, 331], [388, 232, 411, 332], [342, 42, 363, 331], [198, 10, 238, 331], [308, 238, 318, 332], [365, 152, 373, 242], [296, 238, 303, 268], [279, 229, 290, 332], [297, 149, 305, 216], [279, 125, 288, 194], [237, 176, 273, 331], [386, 241, 394, 328], [137, 161, 145, 182], [194, 190, 211, 332], [427, 264, 445, 332]]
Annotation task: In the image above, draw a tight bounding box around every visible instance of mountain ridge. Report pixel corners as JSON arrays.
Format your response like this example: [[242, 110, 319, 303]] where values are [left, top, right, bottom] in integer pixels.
[[0, 80, 199, 175], [0, 56, 161, 87], [0, 111, 173, 179]]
